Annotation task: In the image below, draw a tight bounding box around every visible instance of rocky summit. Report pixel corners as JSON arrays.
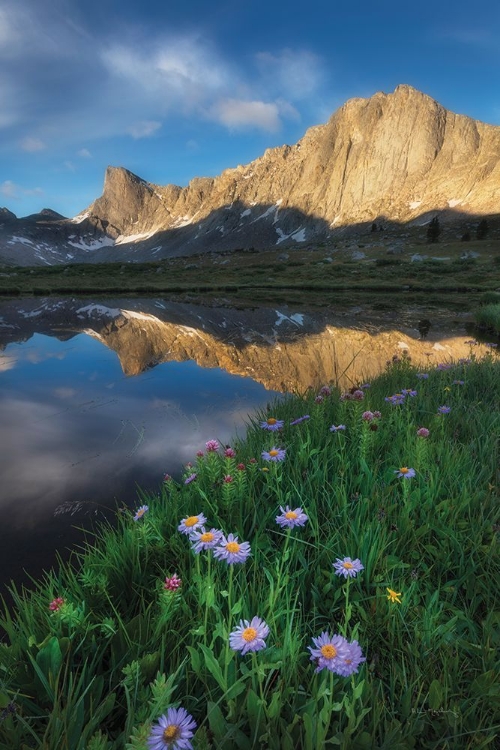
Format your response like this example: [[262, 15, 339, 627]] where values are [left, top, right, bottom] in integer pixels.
[[2, 85, 500, 266]]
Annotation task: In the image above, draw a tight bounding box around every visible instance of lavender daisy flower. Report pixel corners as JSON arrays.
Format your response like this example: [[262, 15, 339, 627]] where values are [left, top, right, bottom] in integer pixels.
[[261, 447, 286, 462], [184, 473, 197, 485], [133, 505, 149, 521], [229, 616, 269, 654], [189, 528, 223, 554], [416, 373, 429, 379], [329, 424, 346, 432], [260, 417, 285, 431], [308, 632, 351, 673], [334, 640, 366, 677], [333, 557, 364, 578], [213, 533, 251, 564], [290, 415, 310, 425], [276, 505, 308, 529], [147, 706, 196, 750], [452, 380, 464, 386], [178, 513, 207, 535], [394, 467, 416, 478], [437, 405, 451, 414]]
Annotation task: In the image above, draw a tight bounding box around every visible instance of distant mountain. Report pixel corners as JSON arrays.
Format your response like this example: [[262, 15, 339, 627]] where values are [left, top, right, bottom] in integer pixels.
[[2, 84, 500, 266]]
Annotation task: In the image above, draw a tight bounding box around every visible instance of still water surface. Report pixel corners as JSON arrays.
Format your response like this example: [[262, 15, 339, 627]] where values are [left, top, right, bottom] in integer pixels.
[[0, 295, 481, 598]]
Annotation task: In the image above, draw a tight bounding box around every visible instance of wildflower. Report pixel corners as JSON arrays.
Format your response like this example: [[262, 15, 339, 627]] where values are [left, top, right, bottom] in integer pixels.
[[437, 405, 451, 414], [394, 467, 416, 478], [465, 340, 478, 346], [329, 424, 346, 432], [362, 410, 375, 421], [458, 358, 471, 365], [308, 632, 351, 673], [224, 447, 236, 458], [369, 423, 378, 431], [452, 380, 464, 385], [190, 528, 223, 554], [437, 363, 452, 371], [147, 707, 196, 750], [249, 458, 257, 464], [290, 415, 310, 425], [385, 393, 405, 405], [178, 513, 207, 535], [229, 616, 269, 655], [320, 385, 332, 396], [223, 475, 233, 484], [485, 342, 498, 348], [236, 463, 245, 471], [133, 505, 149, 521], [164, 574, 182, 591], [351, 389, 364, 400], [360, 383, 371, 389], [261, 447, 286, 462], [417, 427, 430, 438], [416, 373, 429, 379], [213, 533, 251, 564], [275, 505, 308, 529], [387, 588, 402, 604], [49, 597, 65, 612], [184, 473, 197, 485], [196, 451, 204, 458], [444, 386, 451, 392], [333, 557, 364, 578], [205, 439, 220, 452], [260, 417, 284, 431], [373, 410, 382, 418], [334, 640, 366, 677], [314, 395, 324, 404], [163, 473, 172, 483]]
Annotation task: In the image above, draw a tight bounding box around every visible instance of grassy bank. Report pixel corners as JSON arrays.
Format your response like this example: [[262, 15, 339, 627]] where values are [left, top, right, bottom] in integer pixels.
[[474, 303, 500, 335], [1, 352, 499, 749]]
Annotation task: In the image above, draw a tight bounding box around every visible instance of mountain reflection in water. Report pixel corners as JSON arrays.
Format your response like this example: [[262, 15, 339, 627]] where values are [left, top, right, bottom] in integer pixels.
[[0, 296, 483, 596]]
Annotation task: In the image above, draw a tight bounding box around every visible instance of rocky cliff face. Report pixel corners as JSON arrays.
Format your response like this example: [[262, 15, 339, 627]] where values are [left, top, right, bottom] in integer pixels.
[[2, 85, 500, 265]]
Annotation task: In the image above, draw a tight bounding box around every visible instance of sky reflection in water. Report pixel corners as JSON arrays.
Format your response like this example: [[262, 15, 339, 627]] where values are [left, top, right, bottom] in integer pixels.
[[0, 332, 279, 596]]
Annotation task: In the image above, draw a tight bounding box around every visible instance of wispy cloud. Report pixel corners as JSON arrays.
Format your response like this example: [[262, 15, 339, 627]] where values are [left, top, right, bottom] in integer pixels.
[[127, 121, 162, 139], [21, 137, 46, 152], [208, 99, 282, 132], [77, 148, 92, 158], [0, 180, 43, 199]]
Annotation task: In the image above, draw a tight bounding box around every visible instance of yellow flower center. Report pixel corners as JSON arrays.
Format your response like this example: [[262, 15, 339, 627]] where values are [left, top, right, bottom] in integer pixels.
[[185, 516, 199, 527], [269, 449, 279, 457], [226, 541, 240, 553], [242, 627, 257, 642], [285, 511, 298, 520], [200, 532, 214, 543], [343, 561, 354, 569], [267, 418, 277, 425], [136, 509, 145, 517], [399, 467, 409, 474], [320, 644, 337, 659], [163, 725, 180, 742]]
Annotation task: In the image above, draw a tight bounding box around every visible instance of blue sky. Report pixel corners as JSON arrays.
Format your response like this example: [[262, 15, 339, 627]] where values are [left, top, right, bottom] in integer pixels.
[[1, 0, 499, 218]]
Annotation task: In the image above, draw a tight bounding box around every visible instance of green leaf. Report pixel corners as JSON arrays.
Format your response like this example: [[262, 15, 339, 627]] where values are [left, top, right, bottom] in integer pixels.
[[428, 679, 442, 710], [352, 679, 365, 700], [199, 644, 226, 692], [206, 701, 227, 741], [186, 646, 201, 677]]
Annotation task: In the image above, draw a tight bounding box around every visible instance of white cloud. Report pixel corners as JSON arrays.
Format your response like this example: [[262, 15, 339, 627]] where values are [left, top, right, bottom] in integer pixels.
[[77, 148, 92, 158], [255, 49, 325, 100], [209, 99, 282, 132], [1, 180, 18, 198], [64, 160, 76, 171], [20, 136, 46, 152], [127, 120, 162, 139]]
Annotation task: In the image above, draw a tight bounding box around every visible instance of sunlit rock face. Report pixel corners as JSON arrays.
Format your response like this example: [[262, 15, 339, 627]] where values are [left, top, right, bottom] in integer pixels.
[[0, 298, 485, 392]]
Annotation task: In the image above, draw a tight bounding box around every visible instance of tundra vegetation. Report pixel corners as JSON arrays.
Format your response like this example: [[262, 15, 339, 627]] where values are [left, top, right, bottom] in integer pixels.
[[0, 350, 499, 749]]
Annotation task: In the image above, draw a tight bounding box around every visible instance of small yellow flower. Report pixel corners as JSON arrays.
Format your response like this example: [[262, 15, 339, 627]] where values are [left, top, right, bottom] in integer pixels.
[[387, 587, 402, 604], [444, 386, 451, 392]]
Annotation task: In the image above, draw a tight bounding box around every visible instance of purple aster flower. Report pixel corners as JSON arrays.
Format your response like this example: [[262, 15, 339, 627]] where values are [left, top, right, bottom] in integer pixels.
[[184, 473, 197, 485], [360, 383, 371, 389], [229, 616, 269, 654], [189, 527, 223, 554], [452, 380, 464, 385], [437, 405, 451, 414], [416, 373, 429, 380], [329, 424, 346, 432], [417, 427, 430, 438], [213, 533, 251, 564], [351, 389, 364, 400], [334, 640, 366, 677], [133, 505, 149, 521], [458, 357, 471, 365], [320, 385, 332, 396], [260, 418, 285, 431], [178, 513, 207, 535], [290, 415, 310, 425], [147, 706, 196, 750], [333, 557, 364, 578], [485, 342, 498, 348], [394, 467, 416, 478], [437, 363, 452, 371], [401, 389, 417, 397], [205, 439, 220, 452], [275, 505, 308, 529], [261, 447, 286, 462], [385, 393, 406, 405], [308, 632, 351, 673]]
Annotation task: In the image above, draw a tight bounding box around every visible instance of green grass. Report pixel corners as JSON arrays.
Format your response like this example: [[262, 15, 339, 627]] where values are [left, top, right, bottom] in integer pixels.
[[0, 352, 499, 749], [474, 303, 500, 335]]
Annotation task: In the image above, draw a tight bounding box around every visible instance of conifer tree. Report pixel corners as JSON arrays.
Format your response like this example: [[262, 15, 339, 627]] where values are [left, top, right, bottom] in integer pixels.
[[427, 216, 441, 244]]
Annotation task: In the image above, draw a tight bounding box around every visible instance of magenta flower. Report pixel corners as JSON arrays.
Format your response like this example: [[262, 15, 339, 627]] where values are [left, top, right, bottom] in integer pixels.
[[314, 395, 324, 404], [190, 528, 223, 554], [320, 385, 332, 396], [261, 447, 286, 462], [290, 415, 310, 425], [362, 410, 375, 421], [196, 450, 204, 458], [163, 473, 172, 483], [395, 467, 416, 478], [164, 574, 182, 591], [223, 474, 233, 483], [147, 706, 196, 750], [205, 439, 220, 452], [49, 597, 65, 612], [276, 505, 308, 529], [351, 389, 364, 400], [213, 533, 251, 564], [236, 463, 245, 471], [260, 417, 285, 431], [229, 616, 269, 654], [334, 640, 366, 677], [329, 424, 346, 432], [437, 405, 451, 414], [373, 410, 382, 419], [133, 505, 149, 521], [308, 632, 351, 673], [224, 447, 236, 458], [333, 557, 364, 578], [178, 513, 207, 535], [417, 427, 430, 438]]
